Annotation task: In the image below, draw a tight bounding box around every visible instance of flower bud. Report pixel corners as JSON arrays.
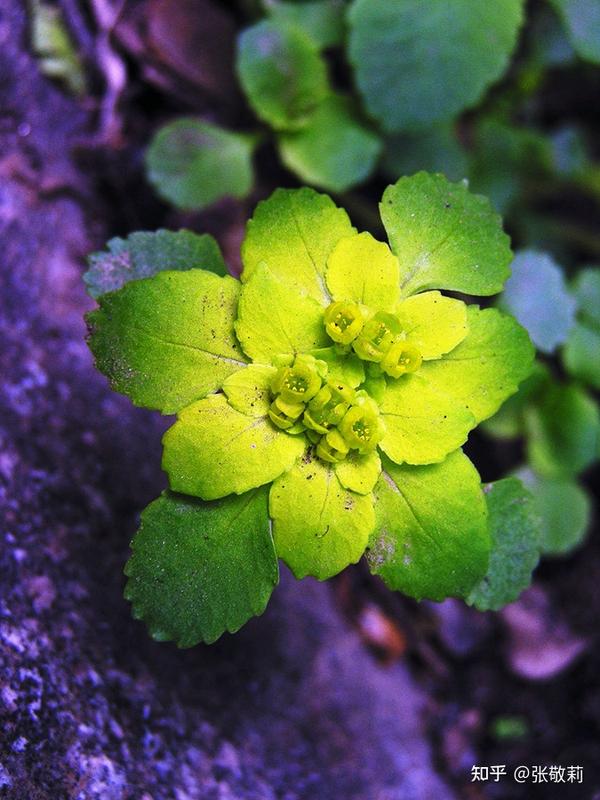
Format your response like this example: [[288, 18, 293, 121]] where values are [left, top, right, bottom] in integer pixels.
[[316, 428, 350, 463], [268, 397, 305, 430], [339, 396, 385, 453], [271, 354, 323, 404], [380, 341, 422, 378], [303, 381, 355, 434], [324, 301, 366, 345], [352, 312, 401, 362]]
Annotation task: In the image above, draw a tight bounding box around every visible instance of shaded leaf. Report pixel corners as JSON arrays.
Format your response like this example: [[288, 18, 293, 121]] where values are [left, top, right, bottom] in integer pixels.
[[517, 467, 590, 556], [124, 488, 278, 647], [467, 479, 540, 611], [146, 119, 255, 210], [525, 382, 600, 479], [347, 0, 524, 131], [549, 0, 600, 63], [499, 250, 576, 353], [84, 229, 227, 299], [236, 20, 328, 130], [263, 0, 345, 49], [278, 94, 382, 191]]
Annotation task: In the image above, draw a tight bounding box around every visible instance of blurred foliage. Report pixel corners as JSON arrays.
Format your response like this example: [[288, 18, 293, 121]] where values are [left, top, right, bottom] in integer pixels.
[[29, 0, 85, 96]]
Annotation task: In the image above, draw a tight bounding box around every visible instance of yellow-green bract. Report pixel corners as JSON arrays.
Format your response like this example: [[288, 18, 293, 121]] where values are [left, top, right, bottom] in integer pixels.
[[86, 173, 535, 647]]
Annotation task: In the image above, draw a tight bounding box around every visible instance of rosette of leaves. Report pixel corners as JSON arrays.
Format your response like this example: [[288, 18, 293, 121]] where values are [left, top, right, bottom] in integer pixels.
[[86, 172, 538, 646], [484, 252, 600, 556]]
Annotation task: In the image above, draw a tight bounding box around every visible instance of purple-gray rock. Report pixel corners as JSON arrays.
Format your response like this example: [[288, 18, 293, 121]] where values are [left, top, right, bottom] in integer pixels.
[[0, 2, 453, 797]]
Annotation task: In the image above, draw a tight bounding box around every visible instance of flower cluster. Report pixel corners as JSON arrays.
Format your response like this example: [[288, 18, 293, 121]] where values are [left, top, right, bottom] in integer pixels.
[[268, 352, 384, 463], [86, 173, 535, 646]]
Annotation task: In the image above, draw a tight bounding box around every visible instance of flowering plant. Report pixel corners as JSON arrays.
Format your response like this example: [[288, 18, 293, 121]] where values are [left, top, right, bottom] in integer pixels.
[[86, 173, 534, 646]]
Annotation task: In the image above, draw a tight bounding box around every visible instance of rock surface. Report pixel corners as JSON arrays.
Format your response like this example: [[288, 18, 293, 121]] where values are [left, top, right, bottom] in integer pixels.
[[0, 3, 452, 797]]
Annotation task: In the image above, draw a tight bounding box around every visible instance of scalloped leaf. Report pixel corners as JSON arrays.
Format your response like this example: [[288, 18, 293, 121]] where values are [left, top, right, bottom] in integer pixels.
[[86, 270, 247, 414], [236, 20, 328, 130], [124, 489, 278, 647], [241, 187, 355, 303], [467, 478, 540, 611], [419, 306, 535, 424], [235, 264, 329, 363], [380, 173, 513, 297], [347, 0, 524, 131], [325, 232, 400, 311], [162, 393, 305, 500], [270, 452, 375, 580], [84, 229, 227, 299], [145, 119, 255, 211], [367, 450, 490, 601]]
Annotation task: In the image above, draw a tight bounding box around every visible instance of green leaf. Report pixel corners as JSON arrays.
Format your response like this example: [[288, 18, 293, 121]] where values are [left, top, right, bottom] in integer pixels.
[[335, 451, 381, 495], [379, 375, 475, 465], [564, 322, 600, 389], [325, 232, 400, 312], [396, 291, 468, 359], [84, 229, 227, 299], [525, 382, 600, 479], [517, 468, 590, 556], [466, 478, 540, 612], [277, 94, 382, 192], [367, 450, 490, 601], [564, 269, 600, 387], [380, 173, 513, 297], [270, 452, 375, 579], [124, 488, 278, 647], [86, 270, 247, 414], [236, 20, 328, 130], [263, 0, 345, 49], [162, 394, 305, 500], [235, 264, 329, 363], [481, 361, 550, 439], [347, 0, 524, 132], [30, 0, 86, 96], [241, 187, 355, 303], [145, 119, 254, 211], [382, 124, 468, 183], [499, 250, 576, 353], [222, 364, 276, 416], [548, 0, 600, 63], [419, 306, 535, 423], [572, 267, 600, 323]]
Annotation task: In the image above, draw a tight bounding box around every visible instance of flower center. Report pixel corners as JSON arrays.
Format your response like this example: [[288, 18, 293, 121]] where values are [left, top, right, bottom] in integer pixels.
[[267, 354, 385, 462]]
